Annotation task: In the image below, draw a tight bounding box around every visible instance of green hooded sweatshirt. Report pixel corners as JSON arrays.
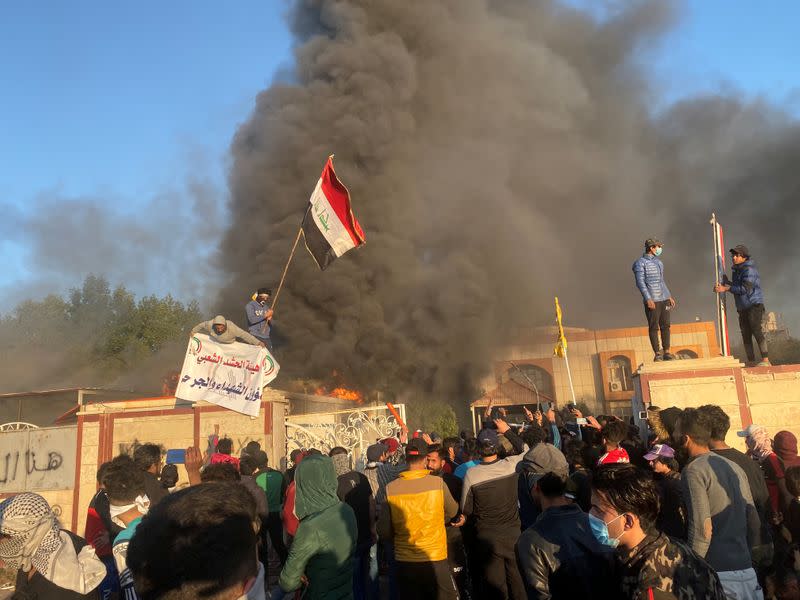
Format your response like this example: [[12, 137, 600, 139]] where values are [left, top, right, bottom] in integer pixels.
[[278, 455, 357, 599]]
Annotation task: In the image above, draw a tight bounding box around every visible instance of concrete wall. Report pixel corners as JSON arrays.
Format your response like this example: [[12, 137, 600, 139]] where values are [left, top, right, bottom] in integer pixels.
[[744, 367, 800, 440], [71, 391, 289, 534], [635, 359, 800, 453], [0, 426, 79, 530]]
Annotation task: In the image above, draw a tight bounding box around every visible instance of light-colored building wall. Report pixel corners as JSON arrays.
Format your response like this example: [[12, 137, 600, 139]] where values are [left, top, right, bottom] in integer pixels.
[[71, 392, 289, 533], [487, 322, 718, 415], [634, 359, 800, 453], [745, 369, 800, 441]]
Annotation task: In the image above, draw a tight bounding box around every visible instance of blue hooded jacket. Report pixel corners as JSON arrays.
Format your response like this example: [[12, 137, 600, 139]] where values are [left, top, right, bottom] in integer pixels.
[[724, 259, 764, 311], [632, 254, 671, 303]]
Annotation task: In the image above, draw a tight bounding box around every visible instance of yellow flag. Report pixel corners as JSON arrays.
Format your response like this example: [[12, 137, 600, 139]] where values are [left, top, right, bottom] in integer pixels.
[[553, 296, 567, 358]]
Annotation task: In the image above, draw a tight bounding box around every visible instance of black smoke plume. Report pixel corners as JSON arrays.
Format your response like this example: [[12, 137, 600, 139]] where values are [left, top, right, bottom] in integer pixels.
[[218, 0, 800, 402]]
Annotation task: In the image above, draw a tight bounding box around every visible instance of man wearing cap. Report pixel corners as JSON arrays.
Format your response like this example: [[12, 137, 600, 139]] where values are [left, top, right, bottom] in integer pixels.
[[515, 446, 618, 600], [715, 245, 770, 366], [645, 444, 687, 540], [245, 287, 275, 351], [633, 238, 676, 361], [364, 443, 388, 498], [462, 419, 528, 600], [378, 438, 461, 600]]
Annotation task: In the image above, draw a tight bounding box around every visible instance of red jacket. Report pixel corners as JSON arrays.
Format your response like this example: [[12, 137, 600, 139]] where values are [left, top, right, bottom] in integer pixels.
[[282, 481, 300, 536]]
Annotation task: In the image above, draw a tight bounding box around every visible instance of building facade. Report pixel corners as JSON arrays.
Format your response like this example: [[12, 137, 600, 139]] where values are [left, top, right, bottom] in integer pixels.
[[479, 321, 719, 417]]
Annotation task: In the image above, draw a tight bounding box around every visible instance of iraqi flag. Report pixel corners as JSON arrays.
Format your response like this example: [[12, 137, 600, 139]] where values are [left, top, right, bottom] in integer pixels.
[[301, 156, 366, 270]]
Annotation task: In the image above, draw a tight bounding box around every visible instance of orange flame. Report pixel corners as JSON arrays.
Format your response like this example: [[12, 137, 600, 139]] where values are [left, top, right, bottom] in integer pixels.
[[314, 385, 363, 403]]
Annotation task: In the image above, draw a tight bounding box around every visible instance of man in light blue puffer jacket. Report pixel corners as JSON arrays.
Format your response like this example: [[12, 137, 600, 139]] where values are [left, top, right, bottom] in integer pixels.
[[633, 238, 677, 361]]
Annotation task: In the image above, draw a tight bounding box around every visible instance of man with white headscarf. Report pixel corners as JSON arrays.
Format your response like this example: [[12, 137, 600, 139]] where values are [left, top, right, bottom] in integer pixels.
[[0, 492, 106, 598]]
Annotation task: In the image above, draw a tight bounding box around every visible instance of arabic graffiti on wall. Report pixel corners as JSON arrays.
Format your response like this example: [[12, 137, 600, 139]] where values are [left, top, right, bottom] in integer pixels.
[[0, 426, 77, 492]]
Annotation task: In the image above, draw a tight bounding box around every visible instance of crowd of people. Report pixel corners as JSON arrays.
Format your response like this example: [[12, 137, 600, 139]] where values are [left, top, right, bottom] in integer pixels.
[[3, 402, 800, 599]]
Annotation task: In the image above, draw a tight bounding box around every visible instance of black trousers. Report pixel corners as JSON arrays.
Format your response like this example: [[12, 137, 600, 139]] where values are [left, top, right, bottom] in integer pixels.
[[470, 533, 526, 600], [396, 560, 458, 600], [265, 512, 288, 564], [644, 300, 671, 353], [739, 303, 768, 362], [446, 527, 472, 600]]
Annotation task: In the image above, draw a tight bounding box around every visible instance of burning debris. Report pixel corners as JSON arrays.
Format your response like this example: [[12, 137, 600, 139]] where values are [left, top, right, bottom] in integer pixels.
[[314, 386, 364, 404], [312, 370, 364, 403]]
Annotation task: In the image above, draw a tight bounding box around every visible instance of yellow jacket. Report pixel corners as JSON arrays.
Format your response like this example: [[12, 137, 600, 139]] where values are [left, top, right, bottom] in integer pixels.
[[377, 469, 458, 562]]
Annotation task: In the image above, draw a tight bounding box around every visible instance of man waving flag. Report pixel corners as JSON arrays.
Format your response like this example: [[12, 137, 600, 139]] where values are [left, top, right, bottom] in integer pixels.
[[302, 156, 366, 270]]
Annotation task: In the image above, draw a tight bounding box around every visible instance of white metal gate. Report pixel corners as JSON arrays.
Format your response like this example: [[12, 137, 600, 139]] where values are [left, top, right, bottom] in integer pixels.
[[285, 404, 405, 467]]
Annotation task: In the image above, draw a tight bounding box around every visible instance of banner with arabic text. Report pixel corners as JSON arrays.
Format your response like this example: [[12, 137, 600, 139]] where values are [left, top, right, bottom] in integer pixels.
[[175, 334, 279, 417]]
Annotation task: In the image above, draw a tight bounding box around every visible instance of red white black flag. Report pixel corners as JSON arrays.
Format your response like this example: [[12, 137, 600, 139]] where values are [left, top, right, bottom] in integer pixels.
[[301, 156, 366, 270]]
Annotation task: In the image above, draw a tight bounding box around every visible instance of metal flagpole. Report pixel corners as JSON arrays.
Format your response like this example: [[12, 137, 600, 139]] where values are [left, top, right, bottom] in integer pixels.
[[561, 344, 578, 405], [710, 213, 731, 356]]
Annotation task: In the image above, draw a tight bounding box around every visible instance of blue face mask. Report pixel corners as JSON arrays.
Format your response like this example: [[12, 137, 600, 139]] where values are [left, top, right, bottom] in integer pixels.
[[654, 247, 663, 257], [588, 513, 625, 547]]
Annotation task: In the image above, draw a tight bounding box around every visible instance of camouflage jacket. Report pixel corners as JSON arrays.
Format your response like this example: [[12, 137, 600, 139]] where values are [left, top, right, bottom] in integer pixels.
[[619, 533, 726, 600]]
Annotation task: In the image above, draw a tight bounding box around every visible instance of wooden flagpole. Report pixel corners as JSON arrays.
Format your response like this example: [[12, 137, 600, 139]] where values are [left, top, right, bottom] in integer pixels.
[[271, 205, 311, 314]]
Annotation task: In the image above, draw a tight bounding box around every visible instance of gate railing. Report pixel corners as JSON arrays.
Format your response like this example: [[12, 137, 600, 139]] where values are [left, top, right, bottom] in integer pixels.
[[285, 404, 405, 467]]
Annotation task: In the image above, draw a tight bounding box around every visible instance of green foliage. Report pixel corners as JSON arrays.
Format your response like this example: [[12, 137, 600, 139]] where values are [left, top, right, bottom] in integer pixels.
[[406, 400, 460, 438], [0, 275, 202, 392]]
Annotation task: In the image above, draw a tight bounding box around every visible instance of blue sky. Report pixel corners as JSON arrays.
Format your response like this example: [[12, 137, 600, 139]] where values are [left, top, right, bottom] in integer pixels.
[[1, 0, 799, 309]]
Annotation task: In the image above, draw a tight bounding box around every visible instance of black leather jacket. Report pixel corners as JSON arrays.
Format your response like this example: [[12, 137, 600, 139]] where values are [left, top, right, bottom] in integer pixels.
[[515, 504, 619, 599]]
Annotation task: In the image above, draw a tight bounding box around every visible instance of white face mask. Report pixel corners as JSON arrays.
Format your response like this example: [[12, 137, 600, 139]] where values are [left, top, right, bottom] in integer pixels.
[[109, 494, 150, 528]]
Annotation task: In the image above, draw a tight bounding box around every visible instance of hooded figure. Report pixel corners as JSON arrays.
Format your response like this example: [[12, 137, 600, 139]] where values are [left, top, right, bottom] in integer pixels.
[[0, 493, 107, 598], [278, 455, 357, 600], [774, 431, 800, 469], [743, 425, 773, 461], [190, 315, 264, 346]]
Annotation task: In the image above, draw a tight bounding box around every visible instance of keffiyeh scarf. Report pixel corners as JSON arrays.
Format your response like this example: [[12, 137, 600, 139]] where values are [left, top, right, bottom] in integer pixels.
[[0, 492, 106, 593]]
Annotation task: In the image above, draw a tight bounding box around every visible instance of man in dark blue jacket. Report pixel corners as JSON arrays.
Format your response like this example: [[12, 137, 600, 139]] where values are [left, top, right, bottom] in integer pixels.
[[633, 238, 676, 361], [715, 244, 770, 366]]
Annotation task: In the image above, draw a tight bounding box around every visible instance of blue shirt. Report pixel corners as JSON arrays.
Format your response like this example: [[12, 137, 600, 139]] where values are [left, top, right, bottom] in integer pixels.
[[245, 300, 271, 339], [454, 459, 480, 480]]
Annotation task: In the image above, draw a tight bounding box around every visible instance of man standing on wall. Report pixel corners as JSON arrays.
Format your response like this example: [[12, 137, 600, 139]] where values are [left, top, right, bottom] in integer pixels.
[[246, 288, 274, 351], [633, 238, 676, 361], [714, 245, 770, 367]]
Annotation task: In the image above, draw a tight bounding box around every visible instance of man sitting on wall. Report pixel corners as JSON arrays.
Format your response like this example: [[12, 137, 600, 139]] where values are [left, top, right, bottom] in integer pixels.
[[190, 315, 265, 347]]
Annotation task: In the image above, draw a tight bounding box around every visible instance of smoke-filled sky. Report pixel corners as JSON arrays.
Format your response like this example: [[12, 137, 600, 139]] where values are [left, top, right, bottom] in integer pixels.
[[3, 1, 800, 397]]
